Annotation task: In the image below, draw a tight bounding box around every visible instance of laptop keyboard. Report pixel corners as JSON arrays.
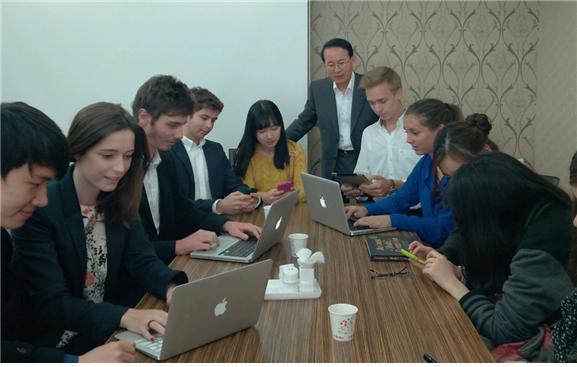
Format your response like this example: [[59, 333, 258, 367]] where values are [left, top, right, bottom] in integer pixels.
[[348, 220, 371, 231], [136, 336, 163, 356], [219, 238, 257, 257]]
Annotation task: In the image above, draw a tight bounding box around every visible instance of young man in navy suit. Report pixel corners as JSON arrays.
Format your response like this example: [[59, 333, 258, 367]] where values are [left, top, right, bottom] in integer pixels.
[[1, 102, 135, 363], [133, 75, 261, 265], [170, 87, 259, 215]]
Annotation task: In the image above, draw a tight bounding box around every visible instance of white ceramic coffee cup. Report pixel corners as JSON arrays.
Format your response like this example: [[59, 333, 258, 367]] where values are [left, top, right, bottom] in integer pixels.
[[328, 303, 358, 342], [263, 205, 272, 219], [288, 233, 308, 256]]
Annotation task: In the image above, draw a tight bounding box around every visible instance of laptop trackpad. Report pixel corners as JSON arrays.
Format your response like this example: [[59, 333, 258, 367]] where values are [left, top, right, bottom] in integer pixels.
[[217, 235, 241, 249]]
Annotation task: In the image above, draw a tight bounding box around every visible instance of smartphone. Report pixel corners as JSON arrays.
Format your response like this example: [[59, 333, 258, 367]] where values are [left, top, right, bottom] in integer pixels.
[[276, 181, 293, 192]]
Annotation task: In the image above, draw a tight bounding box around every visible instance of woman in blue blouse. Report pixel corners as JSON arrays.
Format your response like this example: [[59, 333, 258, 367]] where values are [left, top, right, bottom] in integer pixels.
[[345, 98, 462, 246]]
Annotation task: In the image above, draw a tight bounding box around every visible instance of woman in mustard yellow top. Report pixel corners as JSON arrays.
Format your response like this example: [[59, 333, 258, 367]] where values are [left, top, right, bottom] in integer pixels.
[[234, 100, 306, 204]]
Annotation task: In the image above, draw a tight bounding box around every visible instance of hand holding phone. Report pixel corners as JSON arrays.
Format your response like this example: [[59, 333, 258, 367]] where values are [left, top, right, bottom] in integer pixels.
[[276, 181, 293, 192]]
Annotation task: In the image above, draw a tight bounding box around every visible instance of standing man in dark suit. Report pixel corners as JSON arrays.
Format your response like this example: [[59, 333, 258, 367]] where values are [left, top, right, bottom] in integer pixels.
[[286, 38, 378, 178], [170, 87, 259, 215]]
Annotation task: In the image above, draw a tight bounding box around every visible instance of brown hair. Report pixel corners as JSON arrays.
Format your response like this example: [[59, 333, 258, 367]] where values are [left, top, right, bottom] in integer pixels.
[[68, 102, 147, 226], [359, 66, 402, 92], [406, 98, 463, 131], [131, 75, 193, 121], [190, 87, 224, 113], [433, 115, 494, 168]]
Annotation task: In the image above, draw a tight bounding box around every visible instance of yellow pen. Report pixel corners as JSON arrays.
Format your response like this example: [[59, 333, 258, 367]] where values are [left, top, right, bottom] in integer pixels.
[[399, 249, 426, 265]]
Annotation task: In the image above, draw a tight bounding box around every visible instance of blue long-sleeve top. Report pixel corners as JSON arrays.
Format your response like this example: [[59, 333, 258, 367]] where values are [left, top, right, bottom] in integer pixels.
[[363, 155, 453, 246]]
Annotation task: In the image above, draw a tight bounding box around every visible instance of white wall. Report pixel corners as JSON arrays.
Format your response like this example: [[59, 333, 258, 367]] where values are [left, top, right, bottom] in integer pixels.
[[1, 1, 309, 153]]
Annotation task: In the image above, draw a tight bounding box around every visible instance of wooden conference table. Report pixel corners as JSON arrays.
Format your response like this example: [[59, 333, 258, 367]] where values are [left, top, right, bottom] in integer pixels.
[[129, 203, 493, 363]]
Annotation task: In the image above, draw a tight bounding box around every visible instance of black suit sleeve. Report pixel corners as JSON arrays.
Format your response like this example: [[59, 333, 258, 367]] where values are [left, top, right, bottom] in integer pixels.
[[1, 341, 66, 363], [286, 83, 318, 142], [124, 218, 188, 294], [193, 143, 255, 213], [163, 154, 228, 238], [150, 239, 178, 265]]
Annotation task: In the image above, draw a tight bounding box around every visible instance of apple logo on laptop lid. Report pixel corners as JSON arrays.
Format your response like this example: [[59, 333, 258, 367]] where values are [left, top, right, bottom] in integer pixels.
[[275, 216, 282, 230], [319, 196, 327, 208], [214, 298, 228, 317]]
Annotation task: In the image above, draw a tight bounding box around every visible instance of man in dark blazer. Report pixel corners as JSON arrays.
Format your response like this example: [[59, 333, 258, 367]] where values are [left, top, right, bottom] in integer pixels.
[[1, 102, 135, 362], [286, 38, 378, 178], [170, 87, 258, 215], [133, 76, 261, 265]]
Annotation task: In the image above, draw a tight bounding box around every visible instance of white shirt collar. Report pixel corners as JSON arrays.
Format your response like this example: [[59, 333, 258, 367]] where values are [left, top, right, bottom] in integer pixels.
[[182, 136, 205, 151], [379, 111, 406, 132], [332, 72, 355, 93], [149, 150, 162, 169]]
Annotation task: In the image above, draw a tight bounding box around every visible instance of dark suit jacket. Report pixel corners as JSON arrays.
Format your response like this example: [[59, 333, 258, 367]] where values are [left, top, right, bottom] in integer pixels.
[[139, 152, 227, 264], [169, 139, 255, 212], [1, 229, 68, 363], [286, 72, 378, 178], [10, 167, 187, 344]]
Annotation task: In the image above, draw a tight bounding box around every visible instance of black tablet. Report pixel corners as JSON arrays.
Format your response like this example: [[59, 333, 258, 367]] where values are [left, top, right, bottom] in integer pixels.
[[335, 174, 371, 187]]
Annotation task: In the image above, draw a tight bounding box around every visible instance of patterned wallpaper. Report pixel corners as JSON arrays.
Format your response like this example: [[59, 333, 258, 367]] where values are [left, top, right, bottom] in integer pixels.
[[308, 1, 540, 173]]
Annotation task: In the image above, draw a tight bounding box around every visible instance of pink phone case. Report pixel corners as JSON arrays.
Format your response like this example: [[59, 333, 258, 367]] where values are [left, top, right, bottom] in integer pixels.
[[277, 181, 293, 192]]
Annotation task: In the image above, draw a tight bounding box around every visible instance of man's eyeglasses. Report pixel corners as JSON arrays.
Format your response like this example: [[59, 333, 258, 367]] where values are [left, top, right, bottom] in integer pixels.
[[369, 266, 410, 279], [325, 59, 350, 71]]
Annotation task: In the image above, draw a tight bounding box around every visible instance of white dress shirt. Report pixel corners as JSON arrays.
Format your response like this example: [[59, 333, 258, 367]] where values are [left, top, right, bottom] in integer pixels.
[[143, 151, 162, 234], [182, 137, 225, 214], [353, 114, 420, 181], [182, 136, 212, 200], [333, 73, 355, 151]]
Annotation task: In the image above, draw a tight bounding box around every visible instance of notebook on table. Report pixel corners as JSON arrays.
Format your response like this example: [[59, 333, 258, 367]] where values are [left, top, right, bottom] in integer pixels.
[[190, 190, 298, 263], [364, 233, 420, 261], [301, 172, 395, 236], [115, 259, 272, 361]]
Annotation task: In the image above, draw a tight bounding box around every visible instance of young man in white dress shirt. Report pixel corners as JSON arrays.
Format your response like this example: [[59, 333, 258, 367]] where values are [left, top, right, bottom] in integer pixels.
[[341, 66, 420, 200]]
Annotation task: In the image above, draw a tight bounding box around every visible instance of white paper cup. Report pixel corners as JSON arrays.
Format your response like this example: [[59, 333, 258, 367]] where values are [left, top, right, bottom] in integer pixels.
[[288, 233, 308, 256], [263, 205, 272, 219], [328, 303, 358, 342]]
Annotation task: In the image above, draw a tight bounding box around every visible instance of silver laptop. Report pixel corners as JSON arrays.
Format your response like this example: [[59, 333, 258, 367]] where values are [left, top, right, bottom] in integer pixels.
[[115, 259, 272, 361], [301, 172, 395, 236], [190, 190, 298, 263]]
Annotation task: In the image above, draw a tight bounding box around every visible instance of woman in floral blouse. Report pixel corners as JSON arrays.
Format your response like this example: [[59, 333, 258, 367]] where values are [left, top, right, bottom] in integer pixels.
[[12, 102, 187, 355]]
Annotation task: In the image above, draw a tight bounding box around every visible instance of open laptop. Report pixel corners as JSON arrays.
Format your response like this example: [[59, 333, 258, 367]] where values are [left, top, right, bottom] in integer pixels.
[[115, 259, 272, 361], [190, 190, 298, 263], [301, 172, 395, 236]]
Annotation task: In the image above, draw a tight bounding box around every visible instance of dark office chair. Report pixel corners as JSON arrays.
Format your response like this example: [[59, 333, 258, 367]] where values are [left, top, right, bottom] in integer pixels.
[[228, 148, 238, 167], [541, 175, 560, 186]]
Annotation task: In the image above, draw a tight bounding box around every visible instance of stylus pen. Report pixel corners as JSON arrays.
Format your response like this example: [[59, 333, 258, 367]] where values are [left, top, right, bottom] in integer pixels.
[[423, 353, 438, 363]]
